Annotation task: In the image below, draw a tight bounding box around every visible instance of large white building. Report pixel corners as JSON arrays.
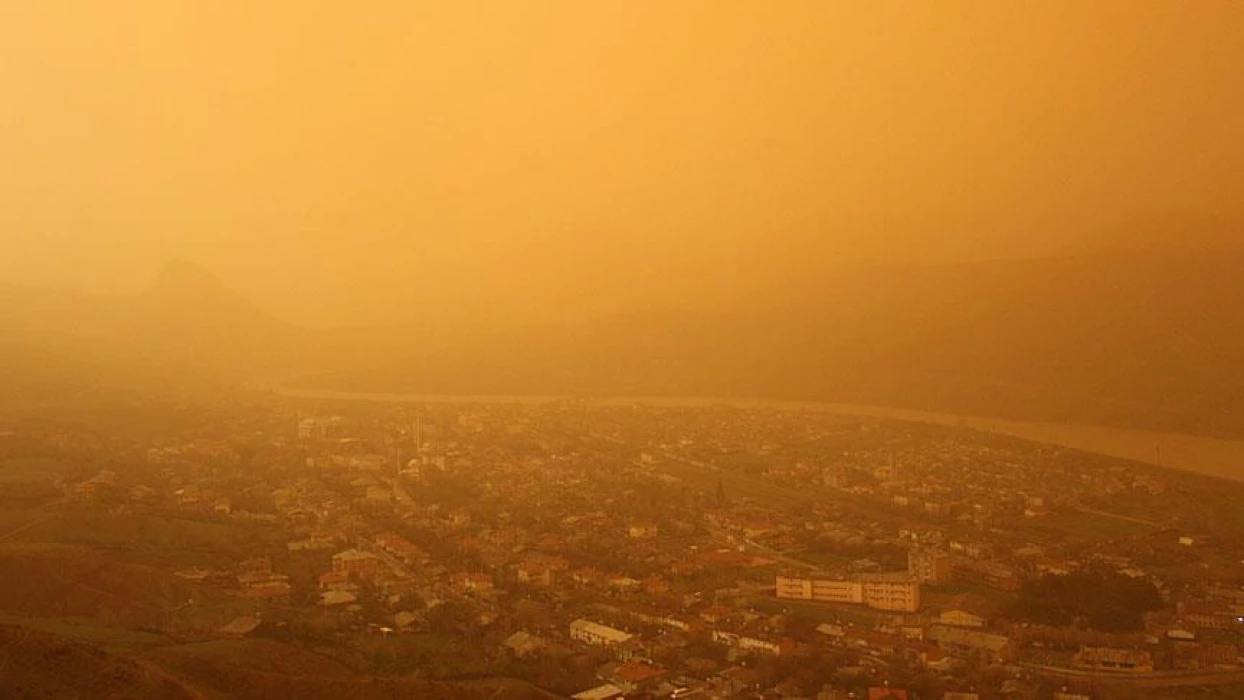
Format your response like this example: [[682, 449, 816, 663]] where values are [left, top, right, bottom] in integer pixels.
[[776, 576, 863, 604], [776, 574, 921, 612], [859, 574, 922, 612], [569, 619, 633, 647]]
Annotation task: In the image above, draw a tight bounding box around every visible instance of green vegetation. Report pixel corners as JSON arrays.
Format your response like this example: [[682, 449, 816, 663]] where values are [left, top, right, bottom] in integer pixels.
[[1008, 568, 1162, 632], [745, 594, 877, 627], [0, 457, 63, 483], [28, 511, 285, 567], [1031, 510, 1155, 542], [923, 583, 1012, 612], [0, 613, 169, 652]]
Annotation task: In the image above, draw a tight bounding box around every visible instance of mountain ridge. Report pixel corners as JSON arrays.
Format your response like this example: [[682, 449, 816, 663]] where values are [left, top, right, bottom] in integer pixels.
[[291, 248, 1244, 438], [3, 244, 1244, 438]]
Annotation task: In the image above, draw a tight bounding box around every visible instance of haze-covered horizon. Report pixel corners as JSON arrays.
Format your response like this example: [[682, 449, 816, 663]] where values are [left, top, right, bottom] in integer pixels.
[[5, 227, 1240, 332], [4, 1, 1243, 327], [3, 0, 1244, 440], [9, 5, 1244, 694]]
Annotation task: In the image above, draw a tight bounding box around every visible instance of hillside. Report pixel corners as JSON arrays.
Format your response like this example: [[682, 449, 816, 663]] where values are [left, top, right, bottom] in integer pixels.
[[0, 623, 563, 700], [0, 538, 565, 699], [0, 261, 303, 409], [0, 624, 200, 699]]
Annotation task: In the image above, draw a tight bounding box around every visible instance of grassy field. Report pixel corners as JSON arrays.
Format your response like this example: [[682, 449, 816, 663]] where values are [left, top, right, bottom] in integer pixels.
[[0, 612, 170, 651], [22, 510, 286, 567], [0, 546, 202, 629], [1028, 509, 1156, 542], [0, 457, 62, 483], [171, 598, 285, 633], [0, 540, 81, 554], [150, 637, 357, 677]]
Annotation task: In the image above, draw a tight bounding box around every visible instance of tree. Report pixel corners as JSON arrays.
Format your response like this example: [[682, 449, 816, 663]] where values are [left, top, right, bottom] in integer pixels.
[[1008, 568, 1162, 632]]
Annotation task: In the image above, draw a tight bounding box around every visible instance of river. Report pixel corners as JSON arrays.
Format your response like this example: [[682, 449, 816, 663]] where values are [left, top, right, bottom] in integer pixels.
[[274, 388, 1244, 483]]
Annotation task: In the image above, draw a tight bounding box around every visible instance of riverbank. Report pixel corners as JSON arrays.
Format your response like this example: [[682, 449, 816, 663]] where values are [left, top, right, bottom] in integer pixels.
[[273, 387, 1244, 483]]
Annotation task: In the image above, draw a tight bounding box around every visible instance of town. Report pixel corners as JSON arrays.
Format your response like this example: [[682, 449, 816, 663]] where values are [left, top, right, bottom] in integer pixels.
[[3, 394, 1244, 699]]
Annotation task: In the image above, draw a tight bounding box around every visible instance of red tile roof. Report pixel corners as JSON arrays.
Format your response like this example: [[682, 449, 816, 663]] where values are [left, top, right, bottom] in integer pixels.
[[614, 662, 667, 683]]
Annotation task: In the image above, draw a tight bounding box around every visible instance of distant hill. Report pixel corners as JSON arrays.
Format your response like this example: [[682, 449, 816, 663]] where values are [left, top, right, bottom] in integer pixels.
[[294, 249, 1244, 438], [1062, 211, 1244, 257], [4, 241, 1244, 438], [0, 259, 289, 339], [0, 260, 305, 408], [0, 261, 465, 404]]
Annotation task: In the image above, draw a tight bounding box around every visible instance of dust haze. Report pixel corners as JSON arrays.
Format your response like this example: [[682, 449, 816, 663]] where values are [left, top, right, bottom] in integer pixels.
[[3, 3, 1244, 699], [2, 1, 1241, 326]]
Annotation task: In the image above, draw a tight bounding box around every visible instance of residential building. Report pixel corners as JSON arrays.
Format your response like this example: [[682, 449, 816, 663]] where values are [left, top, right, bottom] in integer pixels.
[[908, 548, 953, 585], [938, 609, 986, 629], [450, 572, 494, 593], [628, 523, 659, 539], [331, 549, 385, 578], [1072, 647, 1155, 673], [712, 630, 782, 656], [927, 625, 1014, 663], [500, 631, 544, 658], [604, 661, 669, 694], [570, 619, 633, 647]]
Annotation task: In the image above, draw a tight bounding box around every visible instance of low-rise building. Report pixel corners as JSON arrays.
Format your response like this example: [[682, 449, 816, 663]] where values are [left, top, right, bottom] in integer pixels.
[[604, 661, 669, 694], [628, 523, 658, 539], [908, 549, 953, 585], [1072, 647, 1154, 673], [332, 549, 385, 578], [451, 572, 494, 593], [501, 631, 544, 658], [243, 580, 291, 602], [927, 625, 1014, 663], [570, 619, 633, 647], [712, 630, 782, 656], [938, 609, 986, 628]]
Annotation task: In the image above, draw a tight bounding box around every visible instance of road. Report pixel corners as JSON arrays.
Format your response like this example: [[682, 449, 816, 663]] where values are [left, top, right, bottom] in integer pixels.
[[1021, 662, 1244, 689], [701, 523, 823, 573], [1070, 503, 1169, 528], [0, 494, 66, 543]]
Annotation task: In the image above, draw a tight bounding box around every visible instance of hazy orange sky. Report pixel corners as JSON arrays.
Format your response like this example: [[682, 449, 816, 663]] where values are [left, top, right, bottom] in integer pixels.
[[2, 1, 1241, 327]]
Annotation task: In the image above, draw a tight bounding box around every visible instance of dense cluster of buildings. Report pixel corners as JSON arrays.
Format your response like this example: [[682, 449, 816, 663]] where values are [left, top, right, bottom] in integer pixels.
[[18, 397, 1244, 699]]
